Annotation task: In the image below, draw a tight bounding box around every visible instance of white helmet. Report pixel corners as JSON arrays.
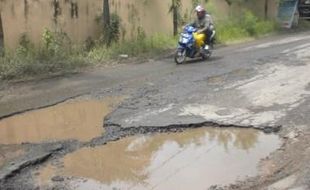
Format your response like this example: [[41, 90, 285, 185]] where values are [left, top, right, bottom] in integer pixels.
[[195, 5, 205, 13]]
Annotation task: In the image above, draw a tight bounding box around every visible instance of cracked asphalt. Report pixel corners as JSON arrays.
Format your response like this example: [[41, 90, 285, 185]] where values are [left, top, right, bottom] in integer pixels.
[[0, 31, 310, 190]]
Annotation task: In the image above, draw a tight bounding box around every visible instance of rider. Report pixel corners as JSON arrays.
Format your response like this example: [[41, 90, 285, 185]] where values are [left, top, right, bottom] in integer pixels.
[[190, 5, 215, 49]]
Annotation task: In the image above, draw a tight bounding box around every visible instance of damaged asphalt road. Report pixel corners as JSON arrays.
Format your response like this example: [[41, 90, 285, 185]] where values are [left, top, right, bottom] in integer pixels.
[[1, 32, 310, 190]]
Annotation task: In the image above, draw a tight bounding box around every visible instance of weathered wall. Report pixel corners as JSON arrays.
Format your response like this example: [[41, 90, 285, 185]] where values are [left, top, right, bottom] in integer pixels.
[[0, 0, 278, 50], [0, 0, 103, 49], [0, 0, 201, 50], [244, 0, 278, 19]]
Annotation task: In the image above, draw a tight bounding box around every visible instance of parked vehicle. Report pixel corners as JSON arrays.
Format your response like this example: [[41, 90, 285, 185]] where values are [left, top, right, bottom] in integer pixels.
[[298, 0, 310, 18]]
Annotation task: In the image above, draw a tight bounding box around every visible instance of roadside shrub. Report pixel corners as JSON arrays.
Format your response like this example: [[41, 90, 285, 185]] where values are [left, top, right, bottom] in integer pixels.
[[254, 21, 277, 35], [88, 34, 176, 63], [216, 21, 249, 43], [242, 11, 258, 36], [101, 13, 121, 45], [0, 30, 86, 80], [216, 10, 277, 43]]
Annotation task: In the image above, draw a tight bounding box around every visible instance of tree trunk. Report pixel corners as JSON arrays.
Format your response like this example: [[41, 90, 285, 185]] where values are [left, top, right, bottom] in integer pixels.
[[103, 0, 110, 28], [103, 0, 111, 45], [173, 6, 178, 36], [264, 0, 268, 20]]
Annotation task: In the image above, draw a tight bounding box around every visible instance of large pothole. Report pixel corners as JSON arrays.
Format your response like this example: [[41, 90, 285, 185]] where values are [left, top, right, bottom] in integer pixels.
[[35, 127, 281, 190], [0, 97, 123, 144]]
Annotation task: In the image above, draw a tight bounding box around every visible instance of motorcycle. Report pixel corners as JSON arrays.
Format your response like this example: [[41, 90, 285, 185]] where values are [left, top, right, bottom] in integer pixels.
[[174, 25, 214, 65]]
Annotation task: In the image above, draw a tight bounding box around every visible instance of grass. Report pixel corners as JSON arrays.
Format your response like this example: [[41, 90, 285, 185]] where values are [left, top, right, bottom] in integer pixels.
[[0, 31, 176, 81], [87, 34, 176, 64], [0, 45, 87, 81], [216, 11, 278, 43]]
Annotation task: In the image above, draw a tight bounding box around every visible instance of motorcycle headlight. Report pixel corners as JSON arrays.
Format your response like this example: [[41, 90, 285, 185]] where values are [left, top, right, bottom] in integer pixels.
[[182, 38, 189, 44]]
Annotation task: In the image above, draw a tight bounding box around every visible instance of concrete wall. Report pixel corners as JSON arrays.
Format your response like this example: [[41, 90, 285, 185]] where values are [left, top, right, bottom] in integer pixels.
[[0, 0, 278, 50], [0, 0, 102, 49], [244, 0, 278, 19]]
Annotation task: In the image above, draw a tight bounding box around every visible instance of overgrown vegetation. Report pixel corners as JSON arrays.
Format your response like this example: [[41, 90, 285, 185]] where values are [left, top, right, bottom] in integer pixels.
[[88, 34, 176, 63], [216, 11, 278, 43], [0, 28, 176, 81], [0, 29, 86, 80]]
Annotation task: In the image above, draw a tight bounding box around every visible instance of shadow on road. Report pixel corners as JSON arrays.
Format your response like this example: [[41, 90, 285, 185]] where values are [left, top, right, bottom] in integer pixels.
[[179, 56, 223, 65]]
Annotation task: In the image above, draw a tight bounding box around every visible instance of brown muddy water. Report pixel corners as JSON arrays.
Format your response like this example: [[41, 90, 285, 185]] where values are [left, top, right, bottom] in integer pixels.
[[0, 97, 122, 144], [36, 127, 281, 190]]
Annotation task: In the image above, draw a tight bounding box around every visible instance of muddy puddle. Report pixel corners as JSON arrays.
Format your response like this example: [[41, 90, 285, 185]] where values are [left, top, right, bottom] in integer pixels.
[[0, 97, 122, 144], [36, 127, 281, 190]]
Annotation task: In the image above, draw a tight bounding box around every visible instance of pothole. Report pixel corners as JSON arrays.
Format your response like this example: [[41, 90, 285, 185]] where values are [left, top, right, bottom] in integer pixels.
[[35, 127, 281, 190], [0, 97, 123, 144]]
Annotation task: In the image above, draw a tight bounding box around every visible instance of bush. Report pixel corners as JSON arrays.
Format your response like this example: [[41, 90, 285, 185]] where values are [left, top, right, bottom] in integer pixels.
[[217, 21, 249, 43], [88, 34, 176, 63], [101, 13, 121, 45], [216, 10, 277, 43], [254, 21, 277, 35], [0, 30, 87, 80]]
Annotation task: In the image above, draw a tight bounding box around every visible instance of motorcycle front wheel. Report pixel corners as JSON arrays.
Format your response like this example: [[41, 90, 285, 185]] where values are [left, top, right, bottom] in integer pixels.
[[174, 49, 186, 65]]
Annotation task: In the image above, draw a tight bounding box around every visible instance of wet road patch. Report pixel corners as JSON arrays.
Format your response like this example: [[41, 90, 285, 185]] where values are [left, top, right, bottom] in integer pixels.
[[36, 127, 281, 190], [0, 97, 123, 144]]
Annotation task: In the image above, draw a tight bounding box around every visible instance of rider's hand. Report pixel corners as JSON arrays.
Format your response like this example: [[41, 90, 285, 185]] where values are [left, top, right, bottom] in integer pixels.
[[197, 29, 203, 34]]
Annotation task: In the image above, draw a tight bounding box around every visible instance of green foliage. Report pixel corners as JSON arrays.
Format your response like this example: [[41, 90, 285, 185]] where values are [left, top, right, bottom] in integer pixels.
[[217, 21, 249, 42], [216, 10, 277, 43], [192, 0, 200, 7], [253, 20, 277, 35], [137, 26, 146, 40], [102, 13, 121, 45], [241, 10, 259, 36], [41, 28, 71, 56], [111, 34, 175, 57], [42, 28, 54, 50], [205, 1, 217, 15], [0, 29, 176, 80], [88, 34, 176, 63], [18, 34, 33, 51], [0, 30, 86, 80], [225, 0, 247, 6]]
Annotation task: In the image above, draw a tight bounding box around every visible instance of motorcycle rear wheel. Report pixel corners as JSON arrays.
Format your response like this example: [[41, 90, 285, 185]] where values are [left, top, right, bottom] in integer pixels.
[[201, 51, 211, 60]]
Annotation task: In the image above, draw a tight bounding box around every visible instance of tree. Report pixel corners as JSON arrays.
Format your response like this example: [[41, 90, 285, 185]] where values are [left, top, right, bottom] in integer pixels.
[[103, 0, 111, 45], [264, 0, 269, 20], [103, 0, 110, 27], [169, 0, 182, 36]]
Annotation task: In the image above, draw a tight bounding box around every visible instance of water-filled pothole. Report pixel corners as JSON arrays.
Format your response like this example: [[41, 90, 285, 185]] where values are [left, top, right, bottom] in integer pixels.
[[0, 97, 123, 144], [37, 127, 281, 190]]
